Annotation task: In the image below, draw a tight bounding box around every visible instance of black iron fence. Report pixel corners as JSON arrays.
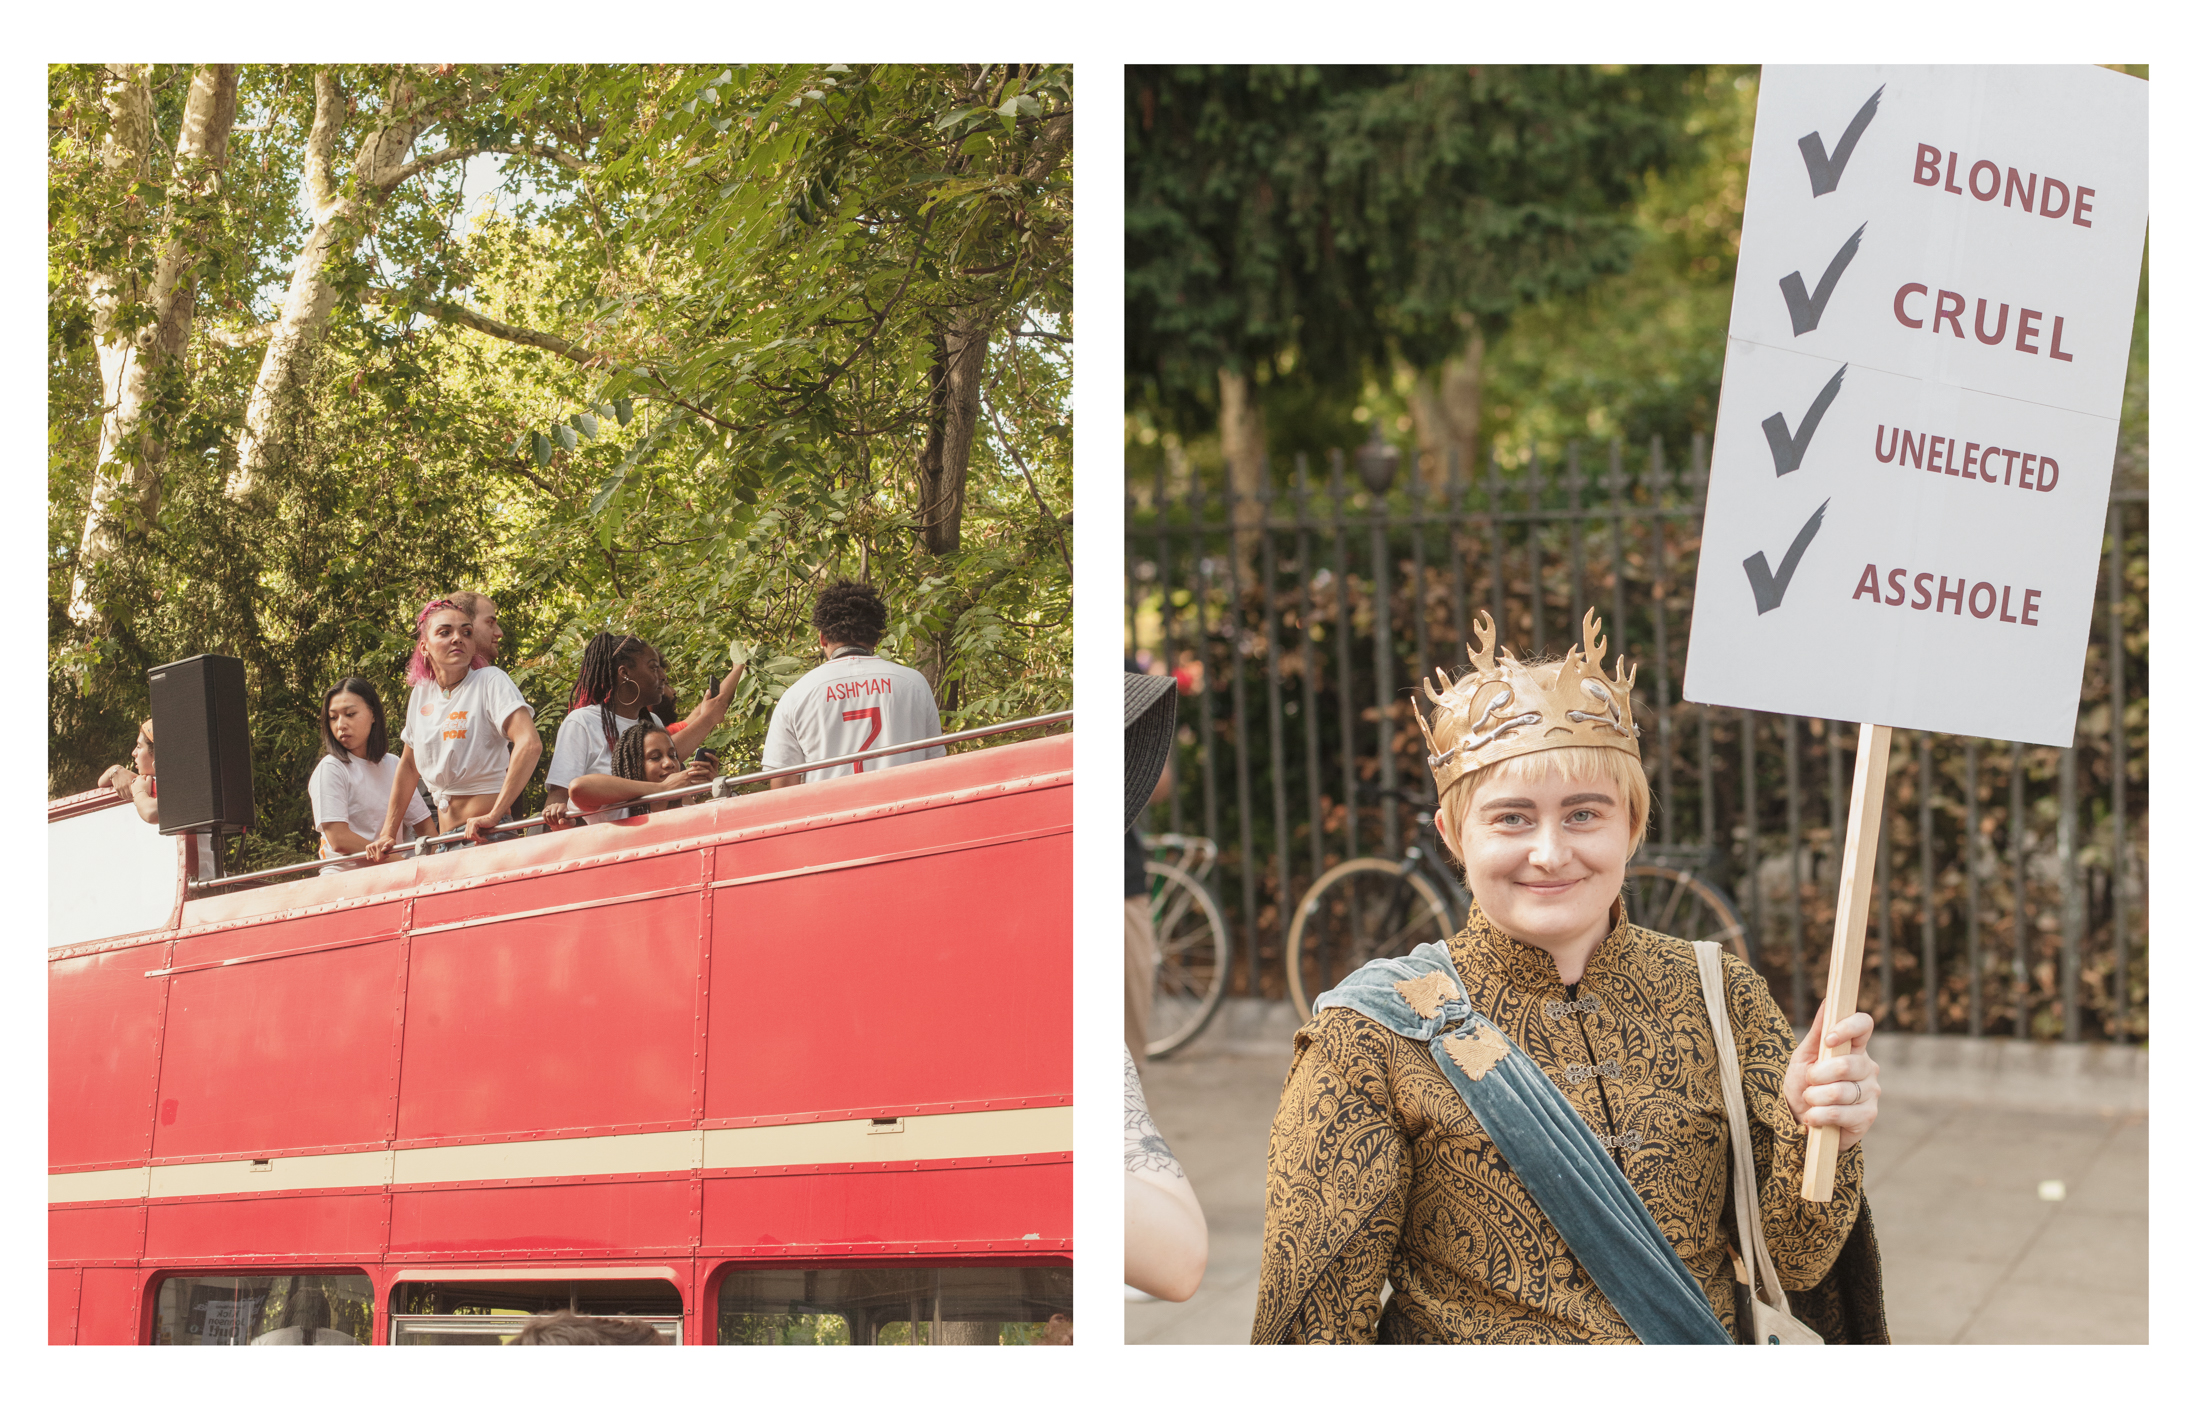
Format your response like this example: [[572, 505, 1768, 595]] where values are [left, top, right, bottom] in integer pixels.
[[1126, 436, 2147, 1042]]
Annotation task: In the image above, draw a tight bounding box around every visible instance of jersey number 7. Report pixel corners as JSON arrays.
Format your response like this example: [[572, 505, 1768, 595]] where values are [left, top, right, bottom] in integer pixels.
[[842, 706, 883, 772]]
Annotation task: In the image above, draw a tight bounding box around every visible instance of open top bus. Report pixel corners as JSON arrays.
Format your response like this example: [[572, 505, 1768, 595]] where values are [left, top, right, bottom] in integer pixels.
[[48, 721, 1072, 1345]]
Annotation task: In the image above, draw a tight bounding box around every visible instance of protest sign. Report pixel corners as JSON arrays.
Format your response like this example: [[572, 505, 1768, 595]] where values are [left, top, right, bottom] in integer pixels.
[[1686, 64, 2147, 748], [1684, 65, 2146, 1199]]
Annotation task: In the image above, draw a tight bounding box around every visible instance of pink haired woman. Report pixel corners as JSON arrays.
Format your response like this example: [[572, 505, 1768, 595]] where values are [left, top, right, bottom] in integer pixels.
[[365, 597, 541, 857]]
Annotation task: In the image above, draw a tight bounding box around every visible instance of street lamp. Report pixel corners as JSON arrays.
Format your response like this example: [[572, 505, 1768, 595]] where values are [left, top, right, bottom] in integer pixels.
[[1356, 422, 1400, 496]]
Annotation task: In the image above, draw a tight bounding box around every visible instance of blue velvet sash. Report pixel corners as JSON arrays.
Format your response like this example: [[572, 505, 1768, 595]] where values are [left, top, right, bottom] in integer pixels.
[[1315, 942, 1732, 1345]]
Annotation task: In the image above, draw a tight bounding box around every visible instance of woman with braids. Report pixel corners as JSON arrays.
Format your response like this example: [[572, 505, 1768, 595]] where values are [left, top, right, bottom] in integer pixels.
[[566, 721, 719, 819], [542, 631, 745, 825], [365, 598, 542, 857]]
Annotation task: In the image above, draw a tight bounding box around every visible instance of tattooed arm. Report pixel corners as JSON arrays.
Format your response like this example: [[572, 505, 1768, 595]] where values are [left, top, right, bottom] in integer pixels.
[[1126, 1046, 1208, 1301]]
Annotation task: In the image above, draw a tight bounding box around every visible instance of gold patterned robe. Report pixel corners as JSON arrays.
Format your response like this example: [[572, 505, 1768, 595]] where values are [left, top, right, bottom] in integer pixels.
[[1253, 903, 1866, 1344]]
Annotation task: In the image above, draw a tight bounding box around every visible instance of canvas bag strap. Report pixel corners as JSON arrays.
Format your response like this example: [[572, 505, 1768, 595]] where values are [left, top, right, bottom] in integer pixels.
[[1692, 941, 1795, 1319]]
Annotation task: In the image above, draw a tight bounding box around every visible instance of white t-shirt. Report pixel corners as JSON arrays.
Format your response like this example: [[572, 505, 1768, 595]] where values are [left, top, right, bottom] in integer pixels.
[[400, 666, 532, 807], [546, 704, 647, 791], [761, 652, 944, 784], [308, 751, 431, 866]]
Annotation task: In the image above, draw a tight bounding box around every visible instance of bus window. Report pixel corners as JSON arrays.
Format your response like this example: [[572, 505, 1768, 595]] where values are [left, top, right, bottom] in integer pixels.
[[389, 1278, 682, 1345], [715, 1266, 1070, 1345], [152, 1273, 373, 1345]]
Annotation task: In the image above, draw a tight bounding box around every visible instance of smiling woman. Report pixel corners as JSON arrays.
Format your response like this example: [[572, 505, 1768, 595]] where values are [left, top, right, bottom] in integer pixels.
[[1254, 611, 1891, 1345], [1438, 749, 1649, 985]]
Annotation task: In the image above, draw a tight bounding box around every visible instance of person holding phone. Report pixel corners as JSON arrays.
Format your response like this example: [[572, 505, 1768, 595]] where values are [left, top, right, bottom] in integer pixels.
[[542, 634, 744, 825], [567, 724, 719, 819]]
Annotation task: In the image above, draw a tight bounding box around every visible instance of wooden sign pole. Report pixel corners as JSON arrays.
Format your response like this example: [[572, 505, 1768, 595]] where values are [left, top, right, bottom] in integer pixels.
[[1800, 720, 1893, 1202]]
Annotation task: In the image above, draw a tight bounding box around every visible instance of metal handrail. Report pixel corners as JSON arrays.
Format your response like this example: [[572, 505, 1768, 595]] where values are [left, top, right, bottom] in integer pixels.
[[189, 709, 1073, 894]]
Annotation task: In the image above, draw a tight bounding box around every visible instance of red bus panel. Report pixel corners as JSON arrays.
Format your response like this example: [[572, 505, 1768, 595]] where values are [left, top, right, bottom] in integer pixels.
[[144, 1191, 389, 1263], [398, 894, 704, 1143], [49, 1267, 81, 1345], [75, 1269, 145, 1346], [49, 947, 166, 1171], [152, 942, 406, 1162], [705, 833, 1071, 1122], [50, 734, 1072, 1345], [701, 1160, 1072, 1253], [389, 1178, 695, 1260]]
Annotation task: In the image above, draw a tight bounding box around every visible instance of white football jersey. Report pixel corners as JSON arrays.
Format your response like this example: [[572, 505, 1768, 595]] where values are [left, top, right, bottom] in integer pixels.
[[761, 653, 944, 784]]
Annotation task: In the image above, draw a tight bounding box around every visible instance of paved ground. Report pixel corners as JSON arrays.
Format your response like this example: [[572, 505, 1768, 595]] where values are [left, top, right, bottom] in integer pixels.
[[1127, 1012, 2147, 1345]]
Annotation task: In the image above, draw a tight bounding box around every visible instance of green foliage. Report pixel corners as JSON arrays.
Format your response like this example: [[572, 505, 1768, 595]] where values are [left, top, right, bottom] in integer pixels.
[[1128, 65, 2147, 482], [1477, 65, 1755, 457], [50, 64, 1071, 869], [1125, 64, 1702, 434]]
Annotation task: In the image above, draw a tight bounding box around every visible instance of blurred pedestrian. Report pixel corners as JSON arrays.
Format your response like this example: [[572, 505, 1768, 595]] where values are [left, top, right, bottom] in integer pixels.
[[508, 1311, 666, 1344], [1125, 1045, 1207, 1302], [1124, 664, 1176, 1072]]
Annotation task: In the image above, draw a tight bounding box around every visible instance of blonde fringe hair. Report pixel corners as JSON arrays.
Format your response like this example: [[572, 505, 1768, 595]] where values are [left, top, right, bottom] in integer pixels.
[[1441, 745, 1652, 860]]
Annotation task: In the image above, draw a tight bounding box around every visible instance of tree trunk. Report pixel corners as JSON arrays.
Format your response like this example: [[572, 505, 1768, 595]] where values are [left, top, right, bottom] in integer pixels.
[[1409, 315, 1484, 486], [69, 63, 240, 625], [1218, 364, 1266, 582], [915, 311, 987, 557], [229, 68, 444, 499]]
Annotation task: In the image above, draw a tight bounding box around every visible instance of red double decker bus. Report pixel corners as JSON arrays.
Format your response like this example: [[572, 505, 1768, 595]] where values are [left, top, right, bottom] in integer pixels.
[[48, 723, 1072, 1346]]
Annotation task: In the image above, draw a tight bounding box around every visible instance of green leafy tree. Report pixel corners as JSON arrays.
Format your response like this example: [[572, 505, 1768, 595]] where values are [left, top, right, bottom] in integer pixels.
[[1126, 63, 1700, 529], [50, 63, 1070, 869]]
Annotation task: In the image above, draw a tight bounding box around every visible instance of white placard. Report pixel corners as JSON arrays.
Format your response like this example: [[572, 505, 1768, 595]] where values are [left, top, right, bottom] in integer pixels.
[[1685, 65, 2146, 746]]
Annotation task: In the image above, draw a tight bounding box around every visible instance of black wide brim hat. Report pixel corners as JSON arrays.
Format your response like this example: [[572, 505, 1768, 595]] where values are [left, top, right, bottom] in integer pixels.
[[1125, 672, 1178, 833]]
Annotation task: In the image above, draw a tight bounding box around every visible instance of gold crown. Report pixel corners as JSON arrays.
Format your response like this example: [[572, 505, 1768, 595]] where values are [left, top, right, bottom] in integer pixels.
[[1413, 609, 1641, 801]]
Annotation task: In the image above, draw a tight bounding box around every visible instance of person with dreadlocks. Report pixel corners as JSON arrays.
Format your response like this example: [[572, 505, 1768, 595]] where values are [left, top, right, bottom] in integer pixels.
[[541, 632, 746, 824], [763, 579, 942, 788], [566, 719, 719, 819], [365, 597, 542, 857]]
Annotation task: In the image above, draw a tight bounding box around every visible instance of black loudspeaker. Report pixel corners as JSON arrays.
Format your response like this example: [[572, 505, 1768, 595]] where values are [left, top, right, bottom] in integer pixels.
[[148, 654, 254, 837]]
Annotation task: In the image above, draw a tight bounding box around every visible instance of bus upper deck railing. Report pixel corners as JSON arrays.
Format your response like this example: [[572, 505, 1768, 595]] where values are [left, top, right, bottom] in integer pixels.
[[188, 710, 1074, 895]]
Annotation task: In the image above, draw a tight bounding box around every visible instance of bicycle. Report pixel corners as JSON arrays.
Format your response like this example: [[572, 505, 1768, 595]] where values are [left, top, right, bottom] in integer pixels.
[[1141, 833, 1231, 1058], [1284, 790, 1750, 1022]]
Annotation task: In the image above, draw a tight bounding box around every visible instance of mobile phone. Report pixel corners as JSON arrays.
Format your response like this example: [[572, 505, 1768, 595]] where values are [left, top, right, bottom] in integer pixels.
[[692, 746, 720, 767]]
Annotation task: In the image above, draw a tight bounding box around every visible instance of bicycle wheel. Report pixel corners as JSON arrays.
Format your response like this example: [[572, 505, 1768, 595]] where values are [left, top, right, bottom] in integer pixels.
[[1145, 860, 1231, 1058], [1286, 858, 1455, 1023], [1624, 862, 1752, 966]]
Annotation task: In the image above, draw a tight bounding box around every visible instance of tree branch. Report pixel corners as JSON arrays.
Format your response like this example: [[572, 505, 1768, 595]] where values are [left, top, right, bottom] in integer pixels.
[[208, 322, 275, 348], [982, 390, 1069, 568], [304, 69, 343, 219], [377, 290, 599, 365], [382, 140, 585, 191]]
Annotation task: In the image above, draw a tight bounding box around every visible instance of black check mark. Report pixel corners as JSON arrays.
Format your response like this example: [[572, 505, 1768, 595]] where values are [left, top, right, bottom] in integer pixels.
[[1798, 85, 1884, 196], [1743, 499, 1830, 615], [1761, 365, 1847, 477], [1779, 224, 1866, 335]]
